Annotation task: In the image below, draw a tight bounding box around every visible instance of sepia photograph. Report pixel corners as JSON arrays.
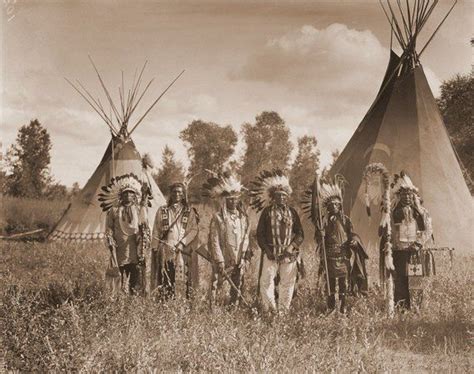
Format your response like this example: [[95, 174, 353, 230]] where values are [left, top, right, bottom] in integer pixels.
[[1, 0, 473, 372]]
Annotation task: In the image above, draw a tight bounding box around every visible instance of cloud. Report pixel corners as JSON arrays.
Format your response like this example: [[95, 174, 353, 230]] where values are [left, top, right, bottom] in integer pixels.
[[188, 94, 218, 114], [231, 22, 444, 100], [230, 23, 389, 105], [148, 93, 218, 119], [279, 104, 361, 168], [2, 88, 221, 186], [229, 22, 444, 167], [229, 23, 396, 115]]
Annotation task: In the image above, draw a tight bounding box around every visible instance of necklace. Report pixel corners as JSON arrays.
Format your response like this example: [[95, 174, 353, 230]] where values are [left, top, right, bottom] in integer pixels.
[[228, 211, 240, 234]]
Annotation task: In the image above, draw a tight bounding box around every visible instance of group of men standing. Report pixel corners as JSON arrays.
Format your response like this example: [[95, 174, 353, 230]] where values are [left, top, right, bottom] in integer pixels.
[[101, 167, 433, 315]]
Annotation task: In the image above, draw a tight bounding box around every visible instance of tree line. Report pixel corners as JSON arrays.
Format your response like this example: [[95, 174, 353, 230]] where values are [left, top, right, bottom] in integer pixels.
[[1, 68, 473, 200], [156, 111, 322, 203]]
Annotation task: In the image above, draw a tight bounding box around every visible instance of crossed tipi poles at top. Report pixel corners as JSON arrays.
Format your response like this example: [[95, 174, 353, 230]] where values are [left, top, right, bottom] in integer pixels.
[[65, 55, 184, 139]]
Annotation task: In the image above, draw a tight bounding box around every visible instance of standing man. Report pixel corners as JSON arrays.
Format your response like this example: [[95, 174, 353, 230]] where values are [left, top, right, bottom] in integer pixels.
[[315, 179, 368, 313], [386, 171, 432, 309], [151, 181, 199, 299], [204, 172, 252, 306], [250, 169, 304, 314], [99, 173, 149, 295]]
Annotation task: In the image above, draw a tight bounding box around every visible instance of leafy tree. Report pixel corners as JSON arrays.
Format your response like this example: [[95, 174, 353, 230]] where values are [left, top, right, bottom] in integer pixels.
[[0, 170, 6, 194], [321, 149, 340, 181], [240, 111, 293, 183], [437, 70, 473, 192], [290, 135, 320, 201], [180, 120, 237, 200], [330, 149, 340, 165], [44, 182, 68, 200], [4, 119, 52, 198], [153, 145, 185, 198], [70, 182, 81, 198]]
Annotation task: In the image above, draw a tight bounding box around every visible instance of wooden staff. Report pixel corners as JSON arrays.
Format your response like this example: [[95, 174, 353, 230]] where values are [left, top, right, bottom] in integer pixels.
[[195, 244, 252, 309], [314, 173, 331, 296]]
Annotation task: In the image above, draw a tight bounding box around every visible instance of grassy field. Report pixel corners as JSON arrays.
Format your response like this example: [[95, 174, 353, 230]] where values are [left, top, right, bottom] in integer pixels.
[[0, 197, 472, 372], [0, 195, 68, 237]]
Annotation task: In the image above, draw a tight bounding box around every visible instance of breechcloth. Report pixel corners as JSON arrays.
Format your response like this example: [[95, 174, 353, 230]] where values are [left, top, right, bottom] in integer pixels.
[[327, 277, 347, 311], [393, 249, 433, 309], [326, 244, 350, 278], [158, 260, 191, 299]]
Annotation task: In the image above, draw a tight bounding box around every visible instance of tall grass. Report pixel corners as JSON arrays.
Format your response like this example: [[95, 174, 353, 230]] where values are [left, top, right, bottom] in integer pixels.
[[0, 195, 68, 236], [1, 239, 472, 372]]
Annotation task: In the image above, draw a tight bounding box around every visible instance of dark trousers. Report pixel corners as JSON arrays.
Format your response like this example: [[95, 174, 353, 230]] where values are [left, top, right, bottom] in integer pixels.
[[119, 263, 140, 295], [393, 251, 411, 309], [327, 276, 347, 312]]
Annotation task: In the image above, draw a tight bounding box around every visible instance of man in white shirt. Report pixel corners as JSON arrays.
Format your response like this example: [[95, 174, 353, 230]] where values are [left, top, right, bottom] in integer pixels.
[[205, 172, 251, 305]]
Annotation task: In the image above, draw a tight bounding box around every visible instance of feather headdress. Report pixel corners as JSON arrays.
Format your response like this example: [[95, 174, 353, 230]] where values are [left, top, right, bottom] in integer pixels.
[[202, 170, 245, 199], [363, 163, 391, 218], [300, 174, 346, 222], [98, 173, 143, 211], [391, 170, 419, 195], [391, 170, 425, 216], [319, 179, 343, 206], [249, 169, 292, 211]]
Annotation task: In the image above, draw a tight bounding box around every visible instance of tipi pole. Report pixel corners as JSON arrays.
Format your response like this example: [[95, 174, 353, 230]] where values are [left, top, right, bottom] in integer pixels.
[[119, 71, 125, 117], [111, 136, 116, 179], [386, 0, 407, 48], [125, 61, 148, 122], [418, 0, 457, 58], [88, 55, 123, 127], [129, 70, 185, 135], [75, 79, 118, 133], [64, 78, 119, 136], [418, 1, 439, 34], [126, 78, 155, 123], [395, 0, 411, 44], [379, 1, 405, 49]]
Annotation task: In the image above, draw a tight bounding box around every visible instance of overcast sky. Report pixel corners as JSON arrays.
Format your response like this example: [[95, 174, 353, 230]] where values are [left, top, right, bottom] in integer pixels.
[[1, 0, 472, 187]]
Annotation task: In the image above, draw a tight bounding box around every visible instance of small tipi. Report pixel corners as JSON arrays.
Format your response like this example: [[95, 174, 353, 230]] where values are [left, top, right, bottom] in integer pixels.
[[49, 58, 183, 242], [330, 1, 473, 257]]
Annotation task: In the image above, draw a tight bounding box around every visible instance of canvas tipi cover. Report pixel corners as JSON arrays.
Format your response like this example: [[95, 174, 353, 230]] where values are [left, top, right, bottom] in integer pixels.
[[49, 137, 165, 242], [330, 4, 473, 257]]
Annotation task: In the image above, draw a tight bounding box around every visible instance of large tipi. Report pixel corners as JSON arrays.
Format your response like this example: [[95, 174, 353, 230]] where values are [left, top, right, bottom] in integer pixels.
[[49, 59, 183, 242], [330, 1, 473, 258]]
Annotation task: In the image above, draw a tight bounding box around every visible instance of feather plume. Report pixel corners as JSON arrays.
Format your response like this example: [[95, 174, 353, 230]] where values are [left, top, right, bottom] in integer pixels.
[[202, 170, 245, 199], [391, 170, 418, 194], [141, 153, 154, 170]]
